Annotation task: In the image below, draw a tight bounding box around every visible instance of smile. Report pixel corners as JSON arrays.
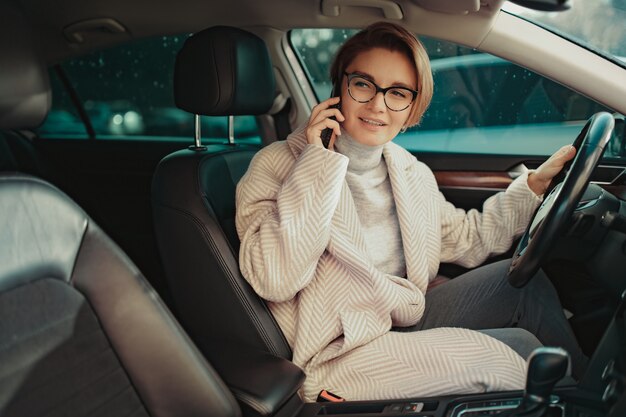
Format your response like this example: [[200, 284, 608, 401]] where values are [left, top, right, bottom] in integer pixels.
[[359, 117, 386, 126]]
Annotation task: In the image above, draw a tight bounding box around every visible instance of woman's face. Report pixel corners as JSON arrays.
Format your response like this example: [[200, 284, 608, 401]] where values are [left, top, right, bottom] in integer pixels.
[[340, 47, 417, 147]]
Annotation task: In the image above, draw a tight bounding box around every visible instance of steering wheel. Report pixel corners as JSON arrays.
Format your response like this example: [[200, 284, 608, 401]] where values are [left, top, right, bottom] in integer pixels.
[[507, 112, 615, 288]]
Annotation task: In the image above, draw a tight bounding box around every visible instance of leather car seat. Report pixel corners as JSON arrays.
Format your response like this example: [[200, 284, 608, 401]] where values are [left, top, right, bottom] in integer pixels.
[[0, 173, 241, 417], [0, 6, 241, 417], [152, 27, 292, 360], [152, 27, 307, 417]]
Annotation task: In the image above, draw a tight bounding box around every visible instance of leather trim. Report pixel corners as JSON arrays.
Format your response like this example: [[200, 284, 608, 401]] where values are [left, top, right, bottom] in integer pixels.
[[152, 147, 292, 359], [206, 343, 305, 417], [0, 174, 87, 292], [0, 174, 241, 417], [72, 222, 241, 417]]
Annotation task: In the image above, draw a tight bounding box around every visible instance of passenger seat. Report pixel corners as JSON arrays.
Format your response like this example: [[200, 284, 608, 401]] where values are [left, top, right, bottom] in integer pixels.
[[0, 174, 241, 417], [0, 4, 242, 417]]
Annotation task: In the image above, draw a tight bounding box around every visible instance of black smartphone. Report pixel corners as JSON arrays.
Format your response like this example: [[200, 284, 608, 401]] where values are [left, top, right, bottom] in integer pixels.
[[320, 83, 341, 148]]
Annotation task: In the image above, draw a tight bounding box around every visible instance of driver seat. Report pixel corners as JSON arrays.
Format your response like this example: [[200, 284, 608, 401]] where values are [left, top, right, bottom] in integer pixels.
[[151, 23, 293, 373], [151, 28, 307, 416]]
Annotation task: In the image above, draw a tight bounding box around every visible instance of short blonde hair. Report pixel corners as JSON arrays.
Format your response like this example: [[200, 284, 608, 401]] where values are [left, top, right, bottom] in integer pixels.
[[329, 22, 433, 127]]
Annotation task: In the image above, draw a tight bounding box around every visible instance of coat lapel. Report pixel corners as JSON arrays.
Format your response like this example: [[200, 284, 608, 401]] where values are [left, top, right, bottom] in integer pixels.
[[326, 182, 370, 269], [286, 127, 372, 278], [383, 144, 431, 293], [286, 128, 431, 291]]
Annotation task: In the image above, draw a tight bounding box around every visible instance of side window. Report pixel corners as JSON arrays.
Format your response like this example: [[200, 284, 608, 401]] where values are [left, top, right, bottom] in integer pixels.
[[290, 29, 616, 157], [37, 35, 261, 144], [290, 28, 358, 100]]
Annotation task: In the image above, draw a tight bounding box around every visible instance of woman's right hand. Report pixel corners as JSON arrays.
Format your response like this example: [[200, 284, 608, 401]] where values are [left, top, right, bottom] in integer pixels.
[[305, 97, 344, 150]]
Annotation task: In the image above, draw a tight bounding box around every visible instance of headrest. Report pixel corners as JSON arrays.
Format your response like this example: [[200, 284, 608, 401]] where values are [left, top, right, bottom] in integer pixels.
[[174, 26, 275, 116], [0, 3, 51, 129], [0, 174, 87, 292]]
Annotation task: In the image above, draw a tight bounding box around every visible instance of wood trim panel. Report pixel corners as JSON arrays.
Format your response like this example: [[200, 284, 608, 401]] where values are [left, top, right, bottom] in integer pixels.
[[435, 172, 626, 197], [434, 171, 512, 189]]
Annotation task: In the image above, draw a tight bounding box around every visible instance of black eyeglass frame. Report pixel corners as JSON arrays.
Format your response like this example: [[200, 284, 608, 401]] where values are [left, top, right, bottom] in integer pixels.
[[343, 71, 418, 112]]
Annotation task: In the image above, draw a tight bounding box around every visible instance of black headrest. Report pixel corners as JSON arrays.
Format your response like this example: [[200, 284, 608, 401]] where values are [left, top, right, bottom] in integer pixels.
[[174, 26, 275, 116], [0, 3, 50, 129]]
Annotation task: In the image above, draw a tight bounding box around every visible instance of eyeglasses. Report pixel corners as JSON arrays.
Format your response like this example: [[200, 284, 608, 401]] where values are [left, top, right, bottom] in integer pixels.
[[344, 72, 418, 112]]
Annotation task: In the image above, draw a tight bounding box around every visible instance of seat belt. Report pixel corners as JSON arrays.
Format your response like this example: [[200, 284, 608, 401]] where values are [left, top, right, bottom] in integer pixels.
[[317, 390, 345, 402]]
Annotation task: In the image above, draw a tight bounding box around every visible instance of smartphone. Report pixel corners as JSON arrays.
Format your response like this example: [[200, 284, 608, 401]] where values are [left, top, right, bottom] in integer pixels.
[[320, 83, 341, 148]]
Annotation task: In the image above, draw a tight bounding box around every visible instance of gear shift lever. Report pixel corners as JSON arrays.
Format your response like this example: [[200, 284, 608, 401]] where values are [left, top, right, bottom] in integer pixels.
[[499, 347, 570, 417]]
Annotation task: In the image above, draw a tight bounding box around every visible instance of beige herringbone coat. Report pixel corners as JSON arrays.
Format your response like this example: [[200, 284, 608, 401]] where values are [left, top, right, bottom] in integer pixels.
[[236, 125, 541, 401]]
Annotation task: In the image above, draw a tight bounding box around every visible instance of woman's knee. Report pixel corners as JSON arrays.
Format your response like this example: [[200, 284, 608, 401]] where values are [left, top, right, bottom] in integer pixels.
[[479, 328, 542, 359]]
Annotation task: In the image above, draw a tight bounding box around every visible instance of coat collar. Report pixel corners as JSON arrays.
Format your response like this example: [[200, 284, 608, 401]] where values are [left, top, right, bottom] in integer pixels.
[[285, 125, 431, 290], [384, 144, 431, 290], [285, 124, 414, 170]]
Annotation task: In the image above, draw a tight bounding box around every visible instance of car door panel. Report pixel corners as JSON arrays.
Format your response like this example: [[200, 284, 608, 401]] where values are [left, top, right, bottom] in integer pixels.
[[415, 152, 537, 210], [417, 152, 626, 210]]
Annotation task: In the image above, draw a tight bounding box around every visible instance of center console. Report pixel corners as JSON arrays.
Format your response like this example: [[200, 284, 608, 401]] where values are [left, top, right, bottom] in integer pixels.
[[296, 390, 564, 417], [295, 385, 600, 417]]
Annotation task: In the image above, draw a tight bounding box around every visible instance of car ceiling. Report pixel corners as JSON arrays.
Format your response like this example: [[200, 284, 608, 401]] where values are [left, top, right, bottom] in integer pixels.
[[5, 0, 626, 116], [10, 0, 505, 64]]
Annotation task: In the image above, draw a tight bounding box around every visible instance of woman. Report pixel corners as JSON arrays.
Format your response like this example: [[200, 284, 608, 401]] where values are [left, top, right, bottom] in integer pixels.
[[236, 22, 585, 401]]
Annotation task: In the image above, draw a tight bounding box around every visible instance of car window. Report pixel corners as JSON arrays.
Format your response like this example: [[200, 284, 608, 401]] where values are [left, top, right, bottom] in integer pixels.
[[290, 29, 622, 159], [37, 35, 261, 144]]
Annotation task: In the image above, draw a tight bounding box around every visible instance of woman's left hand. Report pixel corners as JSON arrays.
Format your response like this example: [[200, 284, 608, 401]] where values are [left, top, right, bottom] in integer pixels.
[[527, 145, 577, 196]]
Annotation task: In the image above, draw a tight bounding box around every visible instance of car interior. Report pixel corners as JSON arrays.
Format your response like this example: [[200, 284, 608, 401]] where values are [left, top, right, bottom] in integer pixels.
[[1, 0, 626, 416]]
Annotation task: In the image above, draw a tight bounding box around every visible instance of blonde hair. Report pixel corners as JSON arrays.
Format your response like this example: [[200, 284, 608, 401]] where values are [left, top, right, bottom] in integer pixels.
[[329, 22, 433, 127]]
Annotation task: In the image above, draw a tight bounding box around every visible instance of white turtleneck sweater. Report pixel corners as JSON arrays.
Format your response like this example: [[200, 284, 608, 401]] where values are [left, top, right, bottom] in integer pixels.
[[334, 133, 407, 277]]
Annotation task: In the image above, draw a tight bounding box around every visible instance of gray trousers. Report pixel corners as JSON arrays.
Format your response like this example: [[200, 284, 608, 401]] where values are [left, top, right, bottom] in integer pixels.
[[397, 259, 587, 378]]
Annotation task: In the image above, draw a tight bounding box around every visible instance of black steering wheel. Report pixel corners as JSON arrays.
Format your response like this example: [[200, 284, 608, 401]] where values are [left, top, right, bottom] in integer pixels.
[[508, 112, 615, 288]]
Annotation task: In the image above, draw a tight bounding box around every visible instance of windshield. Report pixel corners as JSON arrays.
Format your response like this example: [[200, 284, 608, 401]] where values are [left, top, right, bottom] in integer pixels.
[[503, 0, 626, 63]]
